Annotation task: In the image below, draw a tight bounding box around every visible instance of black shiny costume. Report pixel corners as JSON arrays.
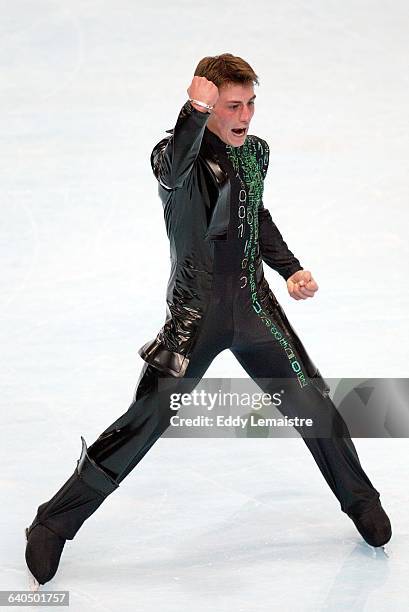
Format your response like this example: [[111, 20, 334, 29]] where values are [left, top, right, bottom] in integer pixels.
[[27, 125, 381, 548]]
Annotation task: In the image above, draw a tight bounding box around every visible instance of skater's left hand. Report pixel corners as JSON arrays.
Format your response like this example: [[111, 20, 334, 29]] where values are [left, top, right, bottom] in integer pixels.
[[287, 270, 318, 300]]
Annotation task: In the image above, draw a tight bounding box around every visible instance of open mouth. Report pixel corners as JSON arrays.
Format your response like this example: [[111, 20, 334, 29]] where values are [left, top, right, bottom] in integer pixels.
[[231, 127, 247, 137]]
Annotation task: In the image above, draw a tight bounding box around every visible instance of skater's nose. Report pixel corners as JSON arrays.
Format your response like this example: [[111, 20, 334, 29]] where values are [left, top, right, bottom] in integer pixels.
[[239, 104, 252, 123]]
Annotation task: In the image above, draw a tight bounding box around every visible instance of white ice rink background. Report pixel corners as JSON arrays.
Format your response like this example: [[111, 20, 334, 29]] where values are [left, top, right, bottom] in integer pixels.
[[1, 1, 409, 610]]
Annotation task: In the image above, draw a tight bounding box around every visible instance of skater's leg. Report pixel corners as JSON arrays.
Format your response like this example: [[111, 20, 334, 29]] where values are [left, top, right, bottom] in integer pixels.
[[28, 334, 222, 541], [232, 341, 380, 513], [25, 435, 119, 585], [25, 354, 217, 585], [25, 285, 234, 584], [86, 296, 233, 484], [230, 293, 381, 516]]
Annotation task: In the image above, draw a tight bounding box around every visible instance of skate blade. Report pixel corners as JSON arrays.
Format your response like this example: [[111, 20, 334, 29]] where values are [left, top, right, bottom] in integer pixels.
[[25, 527, 40, 592], [363, 540, 389, 558]]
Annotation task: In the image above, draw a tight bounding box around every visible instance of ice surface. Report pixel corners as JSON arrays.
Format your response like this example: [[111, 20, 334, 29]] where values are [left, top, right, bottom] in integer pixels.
[[1, 0, 409, 609]]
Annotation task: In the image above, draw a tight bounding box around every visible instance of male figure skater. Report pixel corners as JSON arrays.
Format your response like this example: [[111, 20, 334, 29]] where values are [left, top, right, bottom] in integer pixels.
[[25, 53, 391, 586]]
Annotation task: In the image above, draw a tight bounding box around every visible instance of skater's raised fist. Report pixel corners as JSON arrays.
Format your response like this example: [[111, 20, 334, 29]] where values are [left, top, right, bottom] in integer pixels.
[[187, 76, 219, 113]]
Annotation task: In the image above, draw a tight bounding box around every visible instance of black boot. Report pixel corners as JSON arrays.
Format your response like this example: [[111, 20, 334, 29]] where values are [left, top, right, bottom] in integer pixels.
[[25, 436, 119, 585], [348, 500, 392, 547]]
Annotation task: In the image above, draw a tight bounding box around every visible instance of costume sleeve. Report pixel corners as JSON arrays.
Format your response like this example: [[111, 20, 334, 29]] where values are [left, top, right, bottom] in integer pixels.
[[150, 100, 210, 190], [257, 139, 304, 281]]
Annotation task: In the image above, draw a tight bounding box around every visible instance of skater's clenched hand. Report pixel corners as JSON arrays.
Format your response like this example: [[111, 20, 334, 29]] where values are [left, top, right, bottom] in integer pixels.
[[287, 270, 318, 300], [187, 76, 219, 113]]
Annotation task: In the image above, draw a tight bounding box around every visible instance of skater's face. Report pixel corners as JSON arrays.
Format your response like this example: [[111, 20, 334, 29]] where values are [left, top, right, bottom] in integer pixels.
[[206, 82, 256, 147]]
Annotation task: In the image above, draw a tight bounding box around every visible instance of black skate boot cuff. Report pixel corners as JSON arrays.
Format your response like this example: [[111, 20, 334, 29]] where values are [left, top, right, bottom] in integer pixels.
[[77, 436, 119, 495], [27, 437, 120, 541]]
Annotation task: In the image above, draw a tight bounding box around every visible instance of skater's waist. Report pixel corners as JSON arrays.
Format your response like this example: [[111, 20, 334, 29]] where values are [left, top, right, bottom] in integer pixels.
[[210, 270, 248, 297]]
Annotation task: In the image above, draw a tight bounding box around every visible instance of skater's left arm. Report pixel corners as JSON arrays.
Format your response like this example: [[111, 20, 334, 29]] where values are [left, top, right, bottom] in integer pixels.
[[257, 138, 319, 300]]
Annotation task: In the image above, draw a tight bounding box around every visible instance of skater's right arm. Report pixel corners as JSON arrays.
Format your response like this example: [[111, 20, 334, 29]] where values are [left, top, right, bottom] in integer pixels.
[[151, 76, 219, 190]]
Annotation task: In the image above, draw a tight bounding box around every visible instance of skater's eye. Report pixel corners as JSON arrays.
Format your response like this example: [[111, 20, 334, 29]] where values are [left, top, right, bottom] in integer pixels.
[[228, 101, 255, 110]]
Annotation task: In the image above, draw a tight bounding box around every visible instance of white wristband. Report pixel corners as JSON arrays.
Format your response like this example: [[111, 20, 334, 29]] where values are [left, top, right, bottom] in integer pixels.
[[189, 98, 214, 111]]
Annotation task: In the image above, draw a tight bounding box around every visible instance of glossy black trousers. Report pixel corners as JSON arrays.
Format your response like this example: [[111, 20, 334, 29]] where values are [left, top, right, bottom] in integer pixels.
[[86, 273, 379, 511], [36, 272, 380, 539]]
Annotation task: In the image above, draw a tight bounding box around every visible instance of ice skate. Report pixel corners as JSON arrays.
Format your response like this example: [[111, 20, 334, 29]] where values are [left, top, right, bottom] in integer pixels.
[[349, 500, 392, 548], [25, 436, 119, 585], [25, 524, 65, 587]]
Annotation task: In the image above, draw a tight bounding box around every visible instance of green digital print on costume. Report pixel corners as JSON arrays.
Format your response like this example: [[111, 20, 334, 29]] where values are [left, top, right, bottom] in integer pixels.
[[225, 137, 309, 389]]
